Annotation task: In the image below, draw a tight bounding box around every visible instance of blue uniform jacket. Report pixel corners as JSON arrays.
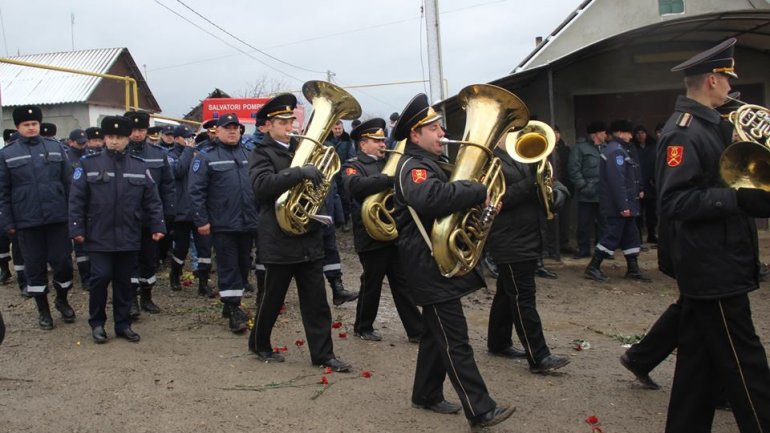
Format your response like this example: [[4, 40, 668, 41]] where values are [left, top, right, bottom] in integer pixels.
[[0, 136, 72, 231], [128, 140, 175, 218], [188, 140, 258, 233], [599, 138, 641, 217], [167, 144, 196, 221], [68, 150, 165, 252]]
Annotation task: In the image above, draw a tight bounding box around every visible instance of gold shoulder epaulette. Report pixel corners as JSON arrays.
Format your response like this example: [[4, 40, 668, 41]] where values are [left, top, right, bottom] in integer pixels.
[[677, 112, 692, 128]]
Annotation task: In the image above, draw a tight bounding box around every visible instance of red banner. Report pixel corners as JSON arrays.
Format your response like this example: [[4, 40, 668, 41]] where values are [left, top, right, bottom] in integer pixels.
[[202, 97, 305, 129]]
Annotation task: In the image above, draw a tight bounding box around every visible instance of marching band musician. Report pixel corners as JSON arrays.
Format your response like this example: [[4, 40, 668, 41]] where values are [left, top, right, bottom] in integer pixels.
[[188, 114, 256, 333], [340, 118, 423, 343], [167, 124, 215, 298], [124, 111, 175, 317], [484, 134, 571, 373], [392, 94, 513, 429], [69, 116, 165, 344], [247, 93, 351, 372], [654, 38, 770, 431], [0, 105, 75, 330]]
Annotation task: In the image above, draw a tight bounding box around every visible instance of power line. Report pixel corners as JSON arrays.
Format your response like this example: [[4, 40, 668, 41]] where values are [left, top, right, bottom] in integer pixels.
[[174, 0, 326, 75], [153, 0, 306, 83], [0, 8, 8, 56]]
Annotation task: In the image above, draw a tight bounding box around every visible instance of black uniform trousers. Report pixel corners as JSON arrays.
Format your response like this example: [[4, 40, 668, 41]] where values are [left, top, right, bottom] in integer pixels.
[[322, 223, 342, 280], [625, 300, 680, 374], [354, 245, 423, 338], [88, 251, 137, 333], [212, 232, 251, 305], [577, 202, 604, 255], [172, 221, 212, 272], [0, 233, 10, 265], [16, 223, 73, 296], [252, 260, 334, 365], [666, 294, 770, 433], [487, 259, 550, 367], [135, 228, 159, 287], [597, 216, 640, 256], [413, 298, 496, 420], [73, 241, 90, 285]]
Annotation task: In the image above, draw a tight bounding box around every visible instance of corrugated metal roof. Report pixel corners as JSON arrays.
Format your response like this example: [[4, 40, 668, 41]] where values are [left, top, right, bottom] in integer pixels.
[[0, 48, 124, 106]]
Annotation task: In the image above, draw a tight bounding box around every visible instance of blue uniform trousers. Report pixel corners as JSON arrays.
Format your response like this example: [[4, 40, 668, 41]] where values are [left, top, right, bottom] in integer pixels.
[[212, 232, 251, 305], [596, 216, 640, 256], [89, 251, 137, 332], [16, 223, 73, 295]]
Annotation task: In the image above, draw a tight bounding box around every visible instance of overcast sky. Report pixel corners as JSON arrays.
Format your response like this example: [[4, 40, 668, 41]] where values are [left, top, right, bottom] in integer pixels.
[[0, 0, 581, 121]]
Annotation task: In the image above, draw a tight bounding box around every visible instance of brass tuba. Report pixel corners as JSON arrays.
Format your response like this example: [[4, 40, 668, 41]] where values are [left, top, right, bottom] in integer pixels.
[[431, 84, 529, 277], [275, 81, 362, 235], [719, 96, 770, 191], [360, 139, 406, 241], [505, 120, 557, 219]]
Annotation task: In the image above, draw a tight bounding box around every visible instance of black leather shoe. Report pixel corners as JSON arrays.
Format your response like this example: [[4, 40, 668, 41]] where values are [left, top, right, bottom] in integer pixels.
[[256, 351, 285, 363], [116, 328, 141, 343], [584, 267, 609, 282], [469, 405, 516, 430], [355, 330, 382, 341], [228, 305, 249, 334], [620, 354, 660, 390], [54, 296, 76, 323], [530, 354, 570, 374], [330, 278, 359, 306], [139, 288, 160, 314], [320, 358, 351, 372], [412, 399, 461, 414], [535, 267, 558, 279], [38, 310, 54, 330], [92, 326, 108, 344], [489, 346, 527, 359]]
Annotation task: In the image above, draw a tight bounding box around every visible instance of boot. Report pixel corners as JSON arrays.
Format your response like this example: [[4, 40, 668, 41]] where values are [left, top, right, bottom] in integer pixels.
[[54, 286, 76, 323], [169, 263, 182, 291], [625, 255, 652, 282], [0, 260, 11, 284], [34, 295, 54, 330], [129, 284, 141, 319], [139, 285, 160, 314], [79, 273, 90, 292], [584, 250, 609, 282], [225, 303, 248, 333], [329, 277, 358, 306], [197, 271, 215, 298], [17, 270, 30, 298]]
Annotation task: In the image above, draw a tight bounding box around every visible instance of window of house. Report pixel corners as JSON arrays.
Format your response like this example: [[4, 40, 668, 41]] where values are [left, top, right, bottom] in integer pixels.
[[659, 0, 685, 15]]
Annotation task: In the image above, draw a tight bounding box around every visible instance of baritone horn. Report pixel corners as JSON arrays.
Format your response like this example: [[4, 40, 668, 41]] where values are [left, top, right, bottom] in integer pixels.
[[360, 139, 406, 241], [431, 84, 529, 277], [719, 96, 770, 191], [275, 81, 361, 235], [505, 120, 557, 219]]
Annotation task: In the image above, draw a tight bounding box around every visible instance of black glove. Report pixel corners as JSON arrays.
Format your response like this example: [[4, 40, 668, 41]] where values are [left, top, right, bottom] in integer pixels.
[[736, 188, 770, 217], [300, 165, 324, 186], [552, 189, 567, 213]]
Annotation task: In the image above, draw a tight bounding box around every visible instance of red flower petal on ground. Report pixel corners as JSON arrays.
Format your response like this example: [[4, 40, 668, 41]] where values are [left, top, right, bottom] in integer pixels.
[[323, 367, 332, 374], [338, 331, 347, 339], [319, 376, 329, 385], [279, 345, 288, 352], [295, 339, 305, 347], [272, 346, 280, 353], [331, 321, 343, 329], [279, 305, 287, 314], [585, 415, 599, 425], [360, 371, 372, 378]]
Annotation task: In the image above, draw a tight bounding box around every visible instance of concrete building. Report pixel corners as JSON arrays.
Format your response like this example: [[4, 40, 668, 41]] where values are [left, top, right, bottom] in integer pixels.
[[1, 48, 159, 141], [443, 0, 770, 144]]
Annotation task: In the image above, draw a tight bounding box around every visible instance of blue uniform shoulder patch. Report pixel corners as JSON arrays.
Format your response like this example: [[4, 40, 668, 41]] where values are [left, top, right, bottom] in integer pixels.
[[192, 159, 201, 172], [615, 155, 625, 166], [73, 167, 83, 180]]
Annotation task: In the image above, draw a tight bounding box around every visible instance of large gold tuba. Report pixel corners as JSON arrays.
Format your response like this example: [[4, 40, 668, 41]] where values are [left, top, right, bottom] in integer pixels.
[[431, 84, 529, 277], [275, 81, 361, 235], [505, 120, 557, 219], [719, 96, 770, 191], [360, 139, 406, 241]]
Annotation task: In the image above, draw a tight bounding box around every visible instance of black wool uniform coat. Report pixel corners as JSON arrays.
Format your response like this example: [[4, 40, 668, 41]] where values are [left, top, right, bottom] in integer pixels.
[[340, 152, 393, 253], [393, 142, 487, 306], [656, 95, 758, 299], [247, 134, 324, 264]]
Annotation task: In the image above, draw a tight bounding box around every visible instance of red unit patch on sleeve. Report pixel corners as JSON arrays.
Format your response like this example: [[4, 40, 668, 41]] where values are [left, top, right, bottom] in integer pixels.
[[411, 168, 427, 184], [666, 145, 684, 167], [345, 167, 357, 176]]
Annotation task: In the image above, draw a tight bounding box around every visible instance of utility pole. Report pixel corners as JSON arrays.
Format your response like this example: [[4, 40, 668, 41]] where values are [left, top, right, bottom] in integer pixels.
[[70, 12, 75, 51], [326, 70, 335, 83], [423, 0, 446, 104]]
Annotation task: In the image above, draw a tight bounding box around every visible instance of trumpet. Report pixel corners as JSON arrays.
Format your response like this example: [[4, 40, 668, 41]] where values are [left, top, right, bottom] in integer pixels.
[[719, 96, 770, 191]]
